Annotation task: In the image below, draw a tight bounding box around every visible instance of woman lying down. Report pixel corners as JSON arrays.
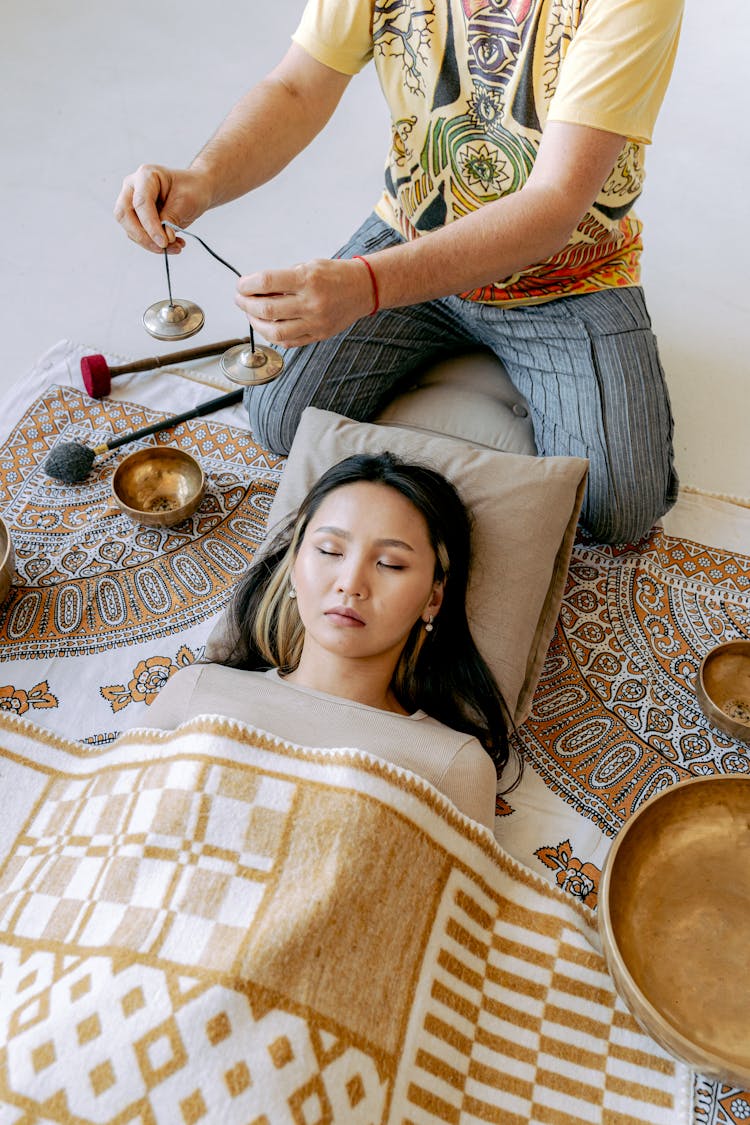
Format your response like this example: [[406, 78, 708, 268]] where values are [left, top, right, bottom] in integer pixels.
[[145, 452, 514, 830]]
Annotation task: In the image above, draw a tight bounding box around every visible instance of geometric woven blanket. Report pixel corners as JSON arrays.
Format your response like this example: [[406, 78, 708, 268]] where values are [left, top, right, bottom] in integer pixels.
[[0, 713, 692, 1124]]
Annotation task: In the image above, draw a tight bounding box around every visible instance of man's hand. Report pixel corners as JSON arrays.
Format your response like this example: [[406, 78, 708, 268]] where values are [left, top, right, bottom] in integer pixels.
[[113, 164, 213, 253], [235, 257, 377, 347], [113, 45, 350, 261]]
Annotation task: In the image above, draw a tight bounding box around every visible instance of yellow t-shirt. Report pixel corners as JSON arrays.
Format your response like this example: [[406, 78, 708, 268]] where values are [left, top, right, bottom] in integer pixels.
[[293, 0, 683, 305]]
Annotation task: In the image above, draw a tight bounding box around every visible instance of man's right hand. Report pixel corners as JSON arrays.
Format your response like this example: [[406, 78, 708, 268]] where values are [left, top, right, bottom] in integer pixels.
[[113, 164, 213, 253]]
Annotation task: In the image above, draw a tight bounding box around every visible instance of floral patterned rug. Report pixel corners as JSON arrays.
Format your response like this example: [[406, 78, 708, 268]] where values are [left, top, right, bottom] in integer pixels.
[[0, 341, 748, 1123], [496, 537, 750, 1125]]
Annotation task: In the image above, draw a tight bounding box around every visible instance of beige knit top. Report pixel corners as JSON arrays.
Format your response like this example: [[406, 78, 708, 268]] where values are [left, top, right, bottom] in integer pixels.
[[142, 664, 497, 829]]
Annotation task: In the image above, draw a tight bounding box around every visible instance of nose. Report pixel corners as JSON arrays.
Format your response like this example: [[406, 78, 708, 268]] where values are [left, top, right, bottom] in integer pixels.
[[336, 554, 368, 598]]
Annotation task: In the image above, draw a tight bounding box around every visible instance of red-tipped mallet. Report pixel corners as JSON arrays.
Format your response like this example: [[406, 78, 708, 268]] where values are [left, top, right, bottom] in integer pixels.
[[80, 337, 252, 398]]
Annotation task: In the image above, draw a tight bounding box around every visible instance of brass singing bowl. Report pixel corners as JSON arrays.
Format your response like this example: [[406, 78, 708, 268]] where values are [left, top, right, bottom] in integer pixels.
[[696, 639, 750, 744], [112, 447, 205, 528], [0, 516, 14, 605], [599, 775, 750, 1087]]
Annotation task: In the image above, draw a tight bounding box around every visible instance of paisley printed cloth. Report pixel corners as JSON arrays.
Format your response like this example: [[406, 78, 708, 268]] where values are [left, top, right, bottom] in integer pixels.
[[0, 340, 748, 1123], [0, 341, 285, 745]]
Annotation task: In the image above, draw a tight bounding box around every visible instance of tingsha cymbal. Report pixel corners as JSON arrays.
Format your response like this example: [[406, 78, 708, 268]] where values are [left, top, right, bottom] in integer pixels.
[[220, 343, 284, 386], [142, 299, 205, 341]]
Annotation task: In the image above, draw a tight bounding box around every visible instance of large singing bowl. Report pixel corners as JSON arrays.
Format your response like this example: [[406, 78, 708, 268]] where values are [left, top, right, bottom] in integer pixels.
[[598, 774, 750, 1087]]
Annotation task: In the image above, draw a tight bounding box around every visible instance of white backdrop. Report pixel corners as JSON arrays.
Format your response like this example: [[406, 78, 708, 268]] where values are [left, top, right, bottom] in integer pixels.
[[637, 0, 750, 499]]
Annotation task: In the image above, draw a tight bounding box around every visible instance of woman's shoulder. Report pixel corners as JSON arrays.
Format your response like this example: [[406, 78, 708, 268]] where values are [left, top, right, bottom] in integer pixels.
[[417, 711, 481, 745], [145, 662, 269, 730], [169, 662, 272, 684]]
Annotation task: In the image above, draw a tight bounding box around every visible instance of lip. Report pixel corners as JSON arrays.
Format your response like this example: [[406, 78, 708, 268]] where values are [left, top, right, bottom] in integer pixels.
[[325, 605, 366, 626]]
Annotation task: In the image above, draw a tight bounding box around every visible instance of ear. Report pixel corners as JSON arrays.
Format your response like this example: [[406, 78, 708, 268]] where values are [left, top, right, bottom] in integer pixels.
[[425, 580, 444, 619]]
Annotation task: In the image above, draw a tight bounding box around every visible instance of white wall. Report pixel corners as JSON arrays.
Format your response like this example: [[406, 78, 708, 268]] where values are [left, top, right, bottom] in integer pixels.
[[638, 0, 750, 498], [1, 0, 747, 498], [0, 1, 386, 381]]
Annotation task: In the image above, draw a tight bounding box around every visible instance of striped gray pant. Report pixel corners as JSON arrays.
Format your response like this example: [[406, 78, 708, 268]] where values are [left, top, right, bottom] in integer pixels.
[[245, 213, 678, 545]]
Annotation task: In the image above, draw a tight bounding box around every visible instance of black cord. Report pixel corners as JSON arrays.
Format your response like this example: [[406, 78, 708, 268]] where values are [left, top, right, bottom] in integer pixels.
[[163, 222, 255, 353], [163, 248, 175, 307]]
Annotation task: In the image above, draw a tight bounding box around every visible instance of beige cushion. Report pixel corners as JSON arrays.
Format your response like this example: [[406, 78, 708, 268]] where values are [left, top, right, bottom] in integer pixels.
[[234, 407, 587, 726], [376, 350, 537, 455]]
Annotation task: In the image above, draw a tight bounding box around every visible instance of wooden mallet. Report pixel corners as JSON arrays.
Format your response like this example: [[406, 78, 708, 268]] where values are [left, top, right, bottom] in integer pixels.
[[80, 337, 251, 398]]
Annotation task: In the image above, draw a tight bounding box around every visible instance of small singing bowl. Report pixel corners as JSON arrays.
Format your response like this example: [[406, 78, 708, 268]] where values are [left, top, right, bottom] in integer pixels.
[[112, 447, 205, 528], [696, 640, 750, 744], [599, 775, 750, 1087], [0, 515, 15, 604]]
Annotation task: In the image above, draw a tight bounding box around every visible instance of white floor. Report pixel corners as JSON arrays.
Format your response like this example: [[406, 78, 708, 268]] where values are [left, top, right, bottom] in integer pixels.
[[2, 1, 748, 501]]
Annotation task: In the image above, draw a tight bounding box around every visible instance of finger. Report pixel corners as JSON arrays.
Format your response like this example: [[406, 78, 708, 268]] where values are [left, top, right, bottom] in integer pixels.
[[131, 172, 171, 248], [158, 224, 186, 251], [113, 179, 166, 254], [164, 235, 186, 255], [236, 269, 301, 297], [113, 183, 152, 249], [235, 291, 299, 323], [245, 311, 309, 346], [259, 326, 313, 349], [249, 314, 304, 338], [274, 333, 313, 349]]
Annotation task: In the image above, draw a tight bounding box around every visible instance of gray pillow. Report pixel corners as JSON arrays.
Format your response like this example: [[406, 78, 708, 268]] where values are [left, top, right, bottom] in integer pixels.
[[208, 408, 588, 726]]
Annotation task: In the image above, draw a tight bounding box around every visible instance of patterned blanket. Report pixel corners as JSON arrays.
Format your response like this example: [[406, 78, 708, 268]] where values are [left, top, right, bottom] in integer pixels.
[[0, 341, 748, 1124], [0, 713, 691, 1124]]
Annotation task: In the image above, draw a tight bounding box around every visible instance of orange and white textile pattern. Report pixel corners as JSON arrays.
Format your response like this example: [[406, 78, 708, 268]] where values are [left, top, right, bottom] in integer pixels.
[[0, 712, 692, 1125], [496, 528, 750, 893], [0, 341, 284, 743]]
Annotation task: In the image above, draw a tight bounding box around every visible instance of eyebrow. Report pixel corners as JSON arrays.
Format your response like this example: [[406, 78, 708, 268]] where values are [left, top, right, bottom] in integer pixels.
[[312, 525, 416, 552]]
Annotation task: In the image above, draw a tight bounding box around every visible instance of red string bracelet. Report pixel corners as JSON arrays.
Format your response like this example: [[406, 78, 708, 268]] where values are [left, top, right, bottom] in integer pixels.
[[353, 255, 380, 316]]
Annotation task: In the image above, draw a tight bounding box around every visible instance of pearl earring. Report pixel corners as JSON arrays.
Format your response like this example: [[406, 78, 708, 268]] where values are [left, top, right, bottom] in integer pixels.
[[288, 584, 297, 600], [424, 615, 434, 632]]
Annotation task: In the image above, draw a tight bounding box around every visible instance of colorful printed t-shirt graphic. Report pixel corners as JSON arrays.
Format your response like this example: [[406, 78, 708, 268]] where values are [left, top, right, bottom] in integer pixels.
[[293, 0, 683, 305]]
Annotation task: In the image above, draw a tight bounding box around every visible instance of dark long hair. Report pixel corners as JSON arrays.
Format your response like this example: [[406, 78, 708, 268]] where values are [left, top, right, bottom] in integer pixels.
[[218, 453, 514, 782]]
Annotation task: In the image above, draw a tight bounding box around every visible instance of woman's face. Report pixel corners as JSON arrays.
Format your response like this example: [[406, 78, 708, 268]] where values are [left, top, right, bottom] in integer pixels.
[[291, 481, 444, 667]]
